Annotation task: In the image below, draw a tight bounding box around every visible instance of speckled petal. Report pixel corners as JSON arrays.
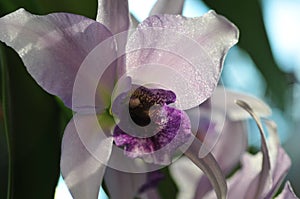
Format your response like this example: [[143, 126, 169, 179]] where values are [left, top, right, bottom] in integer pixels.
[[113, 105, 191, 164], [150, 0, 185, 15], [0, 9, 116, 110], [125, 11, 239, 110]]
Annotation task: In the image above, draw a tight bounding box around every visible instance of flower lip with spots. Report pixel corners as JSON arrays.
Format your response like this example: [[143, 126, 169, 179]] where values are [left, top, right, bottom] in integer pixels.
[[112, 84, 192, 165]]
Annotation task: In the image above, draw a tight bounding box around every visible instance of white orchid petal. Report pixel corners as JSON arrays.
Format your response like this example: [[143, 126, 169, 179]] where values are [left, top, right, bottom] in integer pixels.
[[96, 0, 130, 34], [104, 168, 147, 199], [61, 114, 113, 199], [0, 9, 115, 111], [150, 0, 185, 15], [126, 11, 239, 110], [211, 87, 271, 120]]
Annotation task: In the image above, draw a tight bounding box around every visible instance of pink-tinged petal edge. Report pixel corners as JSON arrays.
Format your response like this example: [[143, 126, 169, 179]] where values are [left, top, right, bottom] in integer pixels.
[[125, 10, 239, 110], [0, 9, 116, 111], [61, 114, 113, 199], [275, 181, 299, 199], [150, 0, 185, 15]]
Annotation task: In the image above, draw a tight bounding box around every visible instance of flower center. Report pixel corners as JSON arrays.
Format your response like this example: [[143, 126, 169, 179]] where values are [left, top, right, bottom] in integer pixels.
[[128, 86, 176, 127], [112, 85, 192, 164]]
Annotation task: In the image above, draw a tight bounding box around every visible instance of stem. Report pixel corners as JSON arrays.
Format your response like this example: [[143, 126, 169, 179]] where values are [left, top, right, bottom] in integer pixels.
[[0, 45, 12, 199]]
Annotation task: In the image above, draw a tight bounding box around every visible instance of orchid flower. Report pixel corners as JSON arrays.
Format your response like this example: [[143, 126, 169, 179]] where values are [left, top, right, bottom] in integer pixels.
[[170, 99, 299, 199], [0, 0, 239, 198]]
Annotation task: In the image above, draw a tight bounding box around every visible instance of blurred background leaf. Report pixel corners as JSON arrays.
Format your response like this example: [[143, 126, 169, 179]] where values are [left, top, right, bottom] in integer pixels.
[[0, 44, 61, 199], [157, 167, 178, 199], [0, 0, 97, 18]]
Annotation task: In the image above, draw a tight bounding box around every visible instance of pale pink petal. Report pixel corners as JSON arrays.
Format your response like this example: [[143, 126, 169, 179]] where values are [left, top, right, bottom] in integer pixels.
[[184, 138, 227, 199], [96, 0, 130, 78], [275, 181, 299, 199], [0, 9, 115, 110], [150, 0, 185, 15], [236, 100, 272, 198], [192, 120, 247, 198], [264, 121, 291, 198], [96, 0, 130, 34], [185, 100, 247, 198], [170, 157, 202, 199], [208, 102, 292, 199], [186, 89, 248, 174], [200, 101, 272, 199], [225, 153, 263, 199], [61, 114, 113, 199], [265, 147, 292, 197], [185, 102, 226, 155], [210, 120, 247, 174], [126, 11, 239, 110], [212, 87, 271, 120], [104, 168, 146, 199]]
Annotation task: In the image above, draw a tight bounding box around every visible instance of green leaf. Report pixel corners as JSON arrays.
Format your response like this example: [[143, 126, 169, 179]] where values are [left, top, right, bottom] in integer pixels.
[[0, 43, 61, 199], [157, 167, 178, 199], [0, 0, 97, 19], [0, 43, 12, 199]]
